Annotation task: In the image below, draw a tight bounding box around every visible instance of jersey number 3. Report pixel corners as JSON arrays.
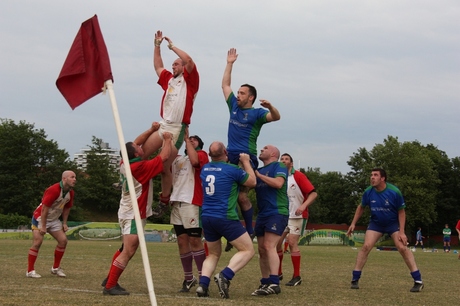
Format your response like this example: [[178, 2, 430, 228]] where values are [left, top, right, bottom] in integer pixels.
[[204, 175, 215, 195]]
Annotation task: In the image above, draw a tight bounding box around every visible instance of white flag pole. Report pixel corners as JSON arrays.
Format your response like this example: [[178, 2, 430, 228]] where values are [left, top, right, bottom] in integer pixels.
[[104, 79, 157, 306]]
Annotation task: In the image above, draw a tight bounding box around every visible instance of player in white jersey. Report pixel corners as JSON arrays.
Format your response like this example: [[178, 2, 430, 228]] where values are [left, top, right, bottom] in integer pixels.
[[27, 170, 76, 279], [276, 153, 317, 287], [170, 128, 208, 292], [142, 31, 200, 217]]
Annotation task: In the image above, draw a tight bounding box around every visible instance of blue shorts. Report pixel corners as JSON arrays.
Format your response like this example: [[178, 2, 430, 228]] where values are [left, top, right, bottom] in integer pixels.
[[201, 216, 247, 242], [367, 222, 399, 236], [254, 214, 288, 237], [227, 151, 259, 169], [444, 237, 451, 242]]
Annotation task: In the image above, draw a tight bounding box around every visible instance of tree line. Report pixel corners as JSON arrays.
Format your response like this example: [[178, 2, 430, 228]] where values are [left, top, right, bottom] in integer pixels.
[[1, 119, 459, 237]]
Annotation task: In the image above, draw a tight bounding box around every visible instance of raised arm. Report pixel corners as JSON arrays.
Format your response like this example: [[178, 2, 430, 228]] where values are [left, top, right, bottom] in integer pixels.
[[222, 48, 238, 100], [134, 122, 160, 147], [158, 132, 172, 162], [153, 31, 166, 77], [183, 127, 199, 167], [164, 36, 195, 74], [260, 99, 281, 122]]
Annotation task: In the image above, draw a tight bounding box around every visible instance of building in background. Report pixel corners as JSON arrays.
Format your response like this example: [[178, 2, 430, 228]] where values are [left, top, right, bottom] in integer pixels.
[[73, 141, 120, 171]]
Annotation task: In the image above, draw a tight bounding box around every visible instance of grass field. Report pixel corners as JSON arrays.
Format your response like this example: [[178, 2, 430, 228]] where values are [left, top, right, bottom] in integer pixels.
[[1, 239, 458, 305]]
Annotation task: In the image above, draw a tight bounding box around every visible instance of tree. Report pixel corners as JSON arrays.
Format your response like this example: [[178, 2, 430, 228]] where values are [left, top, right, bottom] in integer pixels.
[[73, 137, 120, 214], [0, 119, 75, 216]]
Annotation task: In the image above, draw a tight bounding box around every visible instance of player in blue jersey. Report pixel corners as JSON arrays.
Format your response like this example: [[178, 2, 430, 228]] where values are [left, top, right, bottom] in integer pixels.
[[346, 168, 424, 292], [196, 141, 256, 299], [221, 48, 281, 237], [251, 145, 289, 297]]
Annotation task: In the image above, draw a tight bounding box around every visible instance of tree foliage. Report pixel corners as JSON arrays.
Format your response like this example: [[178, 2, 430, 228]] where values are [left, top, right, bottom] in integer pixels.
[[0, 119, 75, 216], [73, 137, 120, 214]]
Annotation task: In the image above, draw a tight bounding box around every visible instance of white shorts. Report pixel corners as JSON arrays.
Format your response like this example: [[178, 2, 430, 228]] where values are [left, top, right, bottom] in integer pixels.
[[170, 201, 201, 229], [284, 218, 308, 236], [158, 120, 186, 150], [32, 218, 63, 233], [119, 218, 147, 235]]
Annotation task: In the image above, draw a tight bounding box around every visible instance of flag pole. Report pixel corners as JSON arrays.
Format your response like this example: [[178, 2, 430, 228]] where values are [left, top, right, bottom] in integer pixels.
[[105, 79, 157, 306]]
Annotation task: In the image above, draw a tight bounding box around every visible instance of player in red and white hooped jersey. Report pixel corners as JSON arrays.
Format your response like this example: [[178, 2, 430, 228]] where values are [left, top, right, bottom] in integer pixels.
[[170, 127, 209, 292], [27, 170, 77, 279], [102, 131, 172, 296], [141, 30, 200, 215], [276, 153, 317, 287]]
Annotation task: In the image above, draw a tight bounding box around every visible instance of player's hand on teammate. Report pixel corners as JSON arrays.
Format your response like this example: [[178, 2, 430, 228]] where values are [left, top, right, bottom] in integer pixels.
[[163, 132, 172, 140], [183, 126, 190, 141], [151, 122, 160, 132], [239, 152, 249, 163]]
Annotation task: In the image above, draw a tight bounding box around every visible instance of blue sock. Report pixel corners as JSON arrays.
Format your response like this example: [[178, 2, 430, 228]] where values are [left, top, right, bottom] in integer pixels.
[[221, 267, 235, 280], [260, 277, 270, 285], [352, 270, 362, 281], [241, 207, 254, 234], [199, 275, 210, 288], [410, 270, 422, 283], [269, 274, 280, 285]]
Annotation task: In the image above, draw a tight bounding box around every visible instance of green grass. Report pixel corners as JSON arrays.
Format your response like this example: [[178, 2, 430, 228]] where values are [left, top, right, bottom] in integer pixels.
[[1, 239, 458, 305]]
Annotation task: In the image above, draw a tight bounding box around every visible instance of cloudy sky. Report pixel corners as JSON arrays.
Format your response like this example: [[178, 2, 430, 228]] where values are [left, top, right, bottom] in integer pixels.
[[1, 1, 459, 173]]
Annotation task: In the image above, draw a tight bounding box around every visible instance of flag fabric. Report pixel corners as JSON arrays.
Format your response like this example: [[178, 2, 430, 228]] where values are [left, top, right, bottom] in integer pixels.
[[56, 15, 113, 110]]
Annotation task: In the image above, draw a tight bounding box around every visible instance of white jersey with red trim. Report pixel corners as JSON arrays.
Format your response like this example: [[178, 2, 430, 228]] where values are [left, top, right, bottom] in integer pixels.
[[287, 169, 315, 219], [170, 150, 208, 206], [118, 156, 163, 219], [33, 182, 74, 222], [157, 65, 199, 125]]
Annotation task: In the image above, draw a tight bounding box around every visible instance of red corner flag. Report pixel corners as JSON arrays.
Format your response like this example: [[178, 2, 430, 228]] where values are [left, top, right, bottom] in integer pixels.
[[56, 15, 113, 110]]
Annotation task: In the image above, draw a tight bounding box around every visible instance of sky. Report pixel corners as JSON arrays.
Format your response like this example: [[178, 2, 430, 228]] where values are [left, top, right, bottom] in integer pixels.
[[1, 1, 459, 174]]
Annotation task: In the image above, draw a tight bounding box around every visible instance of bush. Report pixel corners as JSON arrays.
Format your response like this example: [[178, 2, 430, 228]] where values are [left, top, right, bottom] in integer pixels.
[[0, 213, 30, 229]]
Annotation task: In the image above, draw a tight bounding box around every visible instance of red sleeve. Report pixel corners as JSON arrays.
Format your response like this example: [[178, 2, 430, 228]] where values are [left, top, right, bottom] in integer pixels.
[[41, 183, 61, 207], [293, 171, 315, 219], [456, 220, 460, 230], [157, 69, 172, 91], [132, 157, 164, 184], [196, 150, 209, 169], [293, 171, 315, 198], [184, 64, 199, 92]]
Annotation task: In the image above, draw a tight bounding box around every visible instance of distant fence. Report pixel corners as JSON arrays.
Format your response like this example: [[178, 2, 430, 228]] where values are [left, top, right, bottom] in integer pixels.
[[1, 222, 458, 246]]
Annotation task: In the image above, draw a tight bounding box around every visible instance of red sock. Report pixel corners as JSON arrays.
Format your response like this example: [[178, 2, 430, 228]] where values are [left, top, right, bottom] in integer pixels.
[[111, 249, 121, 264], [53, 246, 66, 269], [291, 251, 301, 277], [28, 248, 39, 272], [277, 250, 284, 275], [284, 241, 289, 252], [106, 260, 126, 289], [106, 249, 122, 278]]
